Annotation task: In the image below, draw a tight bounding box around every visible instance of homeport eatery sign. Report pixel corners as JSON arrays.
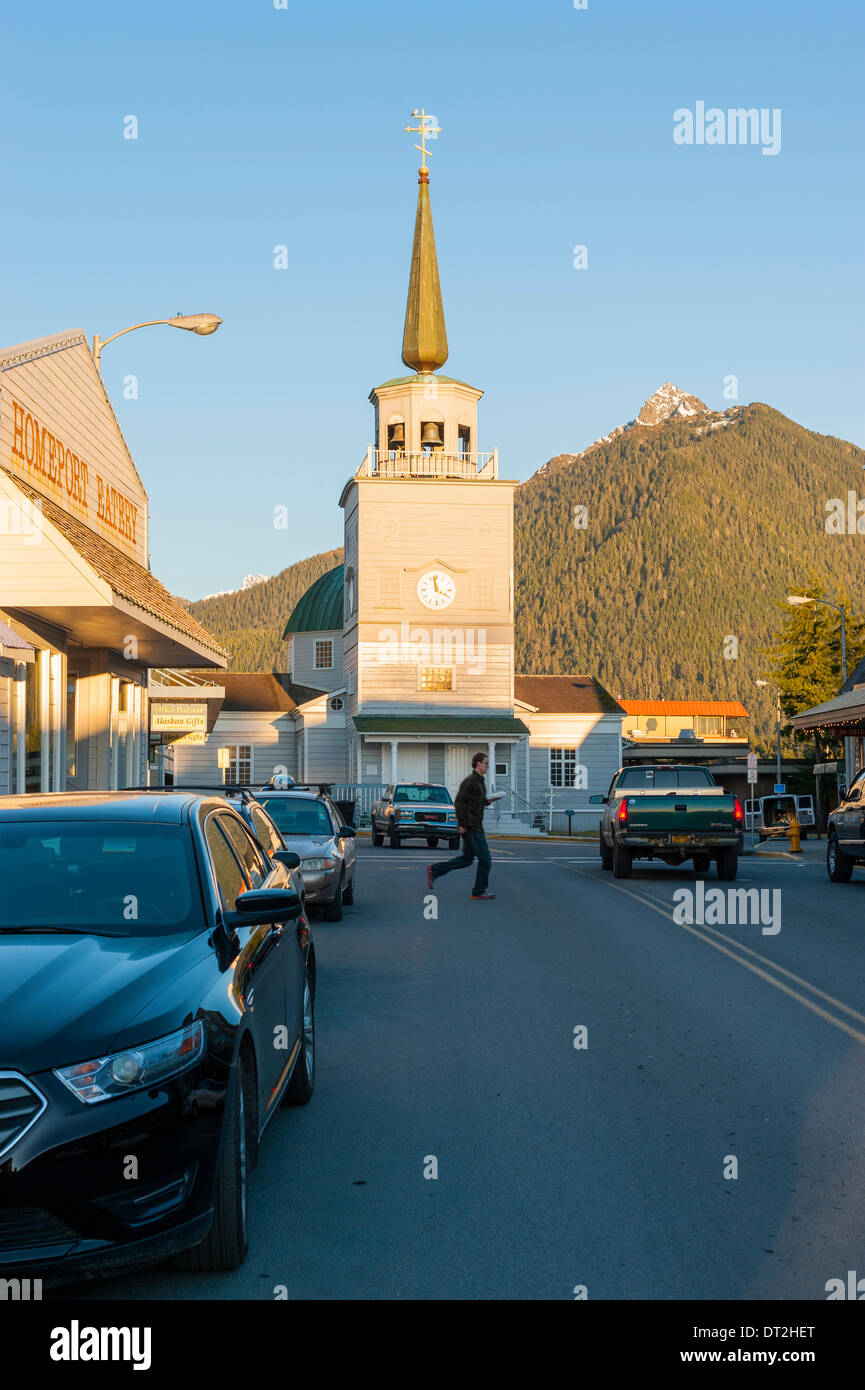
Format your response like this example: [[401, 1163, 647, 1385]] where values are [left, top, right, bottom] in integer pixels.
[[7, 396, 140, 550]]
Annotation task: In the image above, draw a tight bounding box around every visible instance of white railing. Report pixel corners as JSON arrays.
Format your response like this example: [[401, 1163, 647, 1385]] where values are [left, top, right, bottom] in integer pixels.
[[328, 783, 388, 826], [356, 447, 498, 480]]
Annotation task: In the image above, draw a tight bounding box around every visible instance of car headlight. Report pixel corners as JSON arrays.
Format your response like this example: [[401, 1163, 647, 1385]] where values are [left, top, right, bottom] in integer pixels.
[[301, 857, 338, 871], [55, 1020, 206, 1104]]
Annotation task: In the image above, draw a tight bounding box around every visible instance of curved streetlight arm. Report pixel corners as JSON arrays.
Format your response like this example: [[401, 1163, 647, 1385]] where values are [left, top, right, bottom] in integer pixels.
[[93, 320, 174, 369]]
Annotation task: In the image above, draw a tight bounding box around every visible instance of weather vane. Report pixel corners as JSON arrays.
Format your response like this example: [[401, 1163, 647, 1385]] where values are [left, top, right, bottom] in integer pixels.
[[404, 108, 441, 172]]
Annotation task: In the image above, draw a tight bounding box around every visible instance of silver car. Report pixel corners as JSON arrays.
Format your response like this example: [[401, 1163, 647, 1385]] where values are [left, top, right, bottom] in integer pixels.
[[252, 789, 357, 921]]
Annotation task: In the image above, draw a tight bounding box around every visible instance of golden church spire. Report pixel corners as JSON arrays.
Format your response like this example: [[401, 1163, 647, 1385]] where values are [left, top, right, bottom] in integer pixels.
[[401, 109, 449, 375]]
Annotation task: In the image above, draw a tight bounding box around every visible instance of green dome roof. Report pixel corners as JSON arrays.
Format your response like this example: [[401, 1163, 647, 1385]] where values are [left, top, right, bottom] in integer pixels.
[[283, 565, 344, 637]]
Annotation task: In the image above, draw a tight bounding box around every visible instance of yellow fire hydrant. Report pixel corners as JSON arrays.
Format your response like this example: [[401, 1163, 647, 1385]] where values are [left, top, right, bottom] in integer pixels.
[[789, 812, 802, 853]]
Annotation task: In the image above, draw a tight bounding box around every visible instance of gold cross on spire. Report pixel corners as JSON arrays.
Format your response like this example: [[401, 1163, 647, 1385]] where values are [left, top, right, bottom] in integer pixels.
[[404, 108, 441, 172]]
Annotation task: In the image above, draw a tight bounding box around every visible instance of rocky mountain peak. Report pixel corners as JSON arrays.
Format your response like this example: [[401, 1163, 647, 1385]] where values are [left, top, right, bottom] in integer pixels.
[[635, 383, 708, 427]]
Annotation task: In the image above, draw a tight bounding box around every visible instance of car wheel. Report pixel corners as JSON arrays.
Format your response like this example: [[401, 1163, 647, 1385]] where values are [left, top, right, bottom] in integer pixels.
[[693, 854, 711, 874], [372, 828, 383, 846], [342, 868, 355, 905], [448, 837, 460, 850], [283, 967, 315, 1105], [717, 848, 738, 881], [174, 1055, 250, 1272], [388, 829, 400, 849], [323, 879, 344, 920], [612, 839, 632, 878], [600, 826, 613, 871], [827, 833, 854, 883]]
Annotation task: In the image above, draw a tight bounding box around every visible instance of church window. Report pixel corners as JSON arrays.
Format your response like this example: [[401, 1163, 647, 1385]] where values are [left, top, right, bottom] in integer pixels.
[[376, 570, 401, 607], [420, 667, 453, 692], [550, 747, 578, 787], [470, 572, 493, 609]]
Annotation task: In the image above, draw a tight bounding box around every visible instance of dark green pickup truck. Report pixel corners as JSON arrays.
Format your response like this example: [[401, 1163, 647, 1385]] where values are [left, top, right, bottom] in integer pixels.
[[590, 765, 744, 880]]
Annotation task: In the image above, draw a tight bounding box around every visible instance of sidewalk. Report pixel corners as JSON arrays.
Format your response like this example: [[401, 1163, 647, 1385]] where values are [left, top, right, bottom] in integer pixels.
[[746, 833, 825, 863]]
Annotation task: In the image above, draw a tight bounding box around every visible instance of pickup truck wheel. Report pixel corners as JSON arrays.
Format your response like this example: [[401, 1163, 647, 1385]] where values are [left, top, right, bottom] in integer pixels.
[[827, 833, 854, 882], [612, 840, 632, 878], [693, 854, 711, 874], [716, 848, 738, 881], [599, 827, 613, 870], [372, 828, 383, 847], [758, 833, 767, 843], [448, 836, 460, 850], [388, 829, 400, 849], [426, 837, 439, 847]]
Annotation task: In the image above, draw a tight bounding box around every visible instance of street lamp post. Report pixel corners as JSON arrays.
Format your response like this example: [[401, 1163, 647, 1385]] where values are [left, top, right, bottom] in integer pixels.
[[786, 594, 850, 784], [92, 313, 222, 371], [755, 680, 782, 786]]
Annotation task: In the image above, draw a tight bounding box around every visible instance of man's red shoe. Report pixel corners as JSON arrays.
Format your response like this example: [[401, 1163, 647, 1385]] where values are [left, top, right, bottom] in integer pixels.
[[426, 866, 434, 890], [471, 892, 495, 900]]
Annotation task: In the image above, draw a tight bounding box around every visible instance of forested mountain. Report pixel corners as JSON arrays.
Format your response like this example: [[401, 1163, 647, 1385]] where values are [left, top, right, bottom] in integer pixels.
[[187, 548, 343, 672], [515, 398, 865, 740], [184, 393, 865, 744]]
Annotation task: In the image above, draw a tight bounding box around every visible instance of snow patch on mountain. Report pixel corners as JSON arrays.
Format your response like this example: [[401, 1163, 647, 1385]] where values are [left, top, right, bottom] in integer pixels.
[[198, 573, 270, 602]]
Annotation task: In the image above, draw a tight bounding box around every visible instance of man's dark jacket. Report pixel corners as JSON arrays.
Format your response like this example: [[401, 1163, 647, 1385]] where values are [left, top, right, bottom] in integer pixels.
[[455, 769, 487, 832]]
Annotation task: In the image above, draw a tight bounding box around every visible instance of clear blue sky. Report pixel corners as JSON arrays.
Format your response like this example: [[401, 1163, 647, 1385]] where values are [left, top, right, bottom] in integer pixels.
[[1, 0, 862, 597]]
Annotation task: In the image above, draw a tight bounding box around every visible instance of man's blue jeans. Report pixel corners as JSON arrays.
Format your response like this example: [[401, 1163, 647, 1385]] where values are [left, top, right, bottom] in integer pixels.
[[430, 829, 491, 895]]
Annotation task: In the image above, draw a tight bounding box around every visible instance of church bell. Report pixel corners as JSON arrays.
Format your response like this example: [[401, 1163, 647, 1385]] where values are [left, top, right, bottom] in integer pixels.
[[421, 420, 444, 450]]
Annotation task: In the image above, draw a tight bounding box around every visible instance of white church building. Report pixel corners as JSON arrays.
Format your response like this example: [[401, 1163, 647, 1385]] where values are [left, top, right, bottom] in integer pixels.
[[171, 153, 624, 831]]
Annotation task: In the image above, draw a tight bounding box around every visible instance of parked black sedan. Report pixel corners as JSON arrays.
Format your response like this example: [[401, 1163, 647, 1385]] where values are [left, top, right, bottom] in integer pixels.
[[0, 791, 315, 1281]]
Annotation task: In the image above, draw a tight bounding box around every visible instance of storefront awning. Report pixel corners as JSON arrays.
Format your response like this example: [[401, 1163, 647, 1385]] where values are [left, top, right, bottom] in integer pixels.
[[0, 470, 226, 667], [0, 619, 35, 661], [788, 688, 865, 736], [354, 715, 529, 739]]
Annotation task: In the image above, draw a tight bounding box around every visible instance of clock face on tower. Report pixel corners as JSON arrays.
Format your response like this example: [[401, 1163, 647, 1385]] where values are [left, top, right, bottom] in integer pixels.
[[417, 570, 456, 610]]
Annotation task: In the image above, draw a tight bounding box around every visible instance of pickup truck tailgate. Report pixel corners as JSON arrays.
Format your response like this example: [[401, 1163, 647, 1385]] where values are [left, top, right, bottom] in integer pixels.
[[621, 793, 736, 832]]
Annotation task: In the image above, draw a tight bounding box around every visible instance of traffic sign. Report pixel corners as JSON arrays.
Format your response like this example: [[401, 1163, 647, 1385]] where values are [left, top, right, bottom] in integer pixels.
[[747, 753, 758, 770], [773, 783, 785, 794], [747, 768, 758, 784]]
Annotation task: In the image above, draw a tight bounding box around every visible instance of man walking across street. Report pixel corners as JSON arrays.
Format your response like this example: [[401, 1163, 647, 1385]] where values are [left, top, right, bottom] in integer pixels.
[[426, 752, 495, 900]]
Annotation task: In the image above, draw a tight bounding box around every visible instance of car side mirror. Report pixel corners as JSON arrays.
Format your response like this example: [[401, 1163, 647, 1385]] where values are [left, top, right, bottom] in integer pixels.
[[228, 888, 302, 924], [339, 825, 357, 837], [272, 849, 301, 869], [589, 794, 606, 805]]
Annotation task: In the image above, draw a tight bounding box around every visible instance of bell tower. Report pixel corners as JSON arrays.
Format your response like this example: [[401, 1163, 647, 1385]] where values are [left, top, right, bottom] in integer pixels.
[[339, 112, 520, 790]]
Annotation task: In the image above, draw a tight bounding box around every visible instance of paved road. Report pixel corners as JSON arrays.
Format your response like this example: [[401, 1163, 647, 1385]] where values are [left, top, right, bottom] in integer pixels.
[[60, 837, 865, 1300]]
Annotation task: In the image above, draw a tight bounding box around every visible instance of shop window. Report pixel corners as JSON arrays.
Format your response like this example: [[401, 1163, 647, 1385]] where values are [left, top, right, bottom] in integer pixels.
[[420, 667, 453, 692], [314, 640, 333, 670], [550, 747, 578, 788], [24, 653, 42, 792], [226, 745, 253, 785], [66, 672, 78, 778]]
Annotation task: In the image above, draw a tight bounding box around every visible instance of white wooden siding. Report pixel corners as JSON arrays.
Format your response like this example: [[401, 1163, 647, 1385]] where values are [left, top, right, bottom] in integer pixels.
[[0, 336, 148, 564], [173, 711, 297, 786]]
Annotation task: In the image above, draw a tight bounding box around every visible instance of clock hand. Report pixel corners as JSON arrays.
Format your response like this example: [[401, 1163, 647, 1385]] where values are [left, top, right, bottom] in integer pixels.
[[432, 576, 440, 593]]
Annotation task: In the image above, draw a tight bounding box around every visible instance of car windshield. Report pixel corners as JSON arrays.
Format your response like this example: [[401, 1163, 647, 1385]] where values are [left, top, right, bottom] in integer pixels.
[[618, 768, 715, 790], [0, 821, 203, 933], [393, 786, 451, 804], [257, 798, 333, 836]]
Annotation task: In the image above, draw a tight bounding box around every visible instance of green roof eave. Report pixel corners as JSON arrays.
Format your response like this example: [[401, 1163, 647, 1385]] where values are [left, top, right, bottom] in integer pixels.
[[283, 565, 344, 637], [353, 715, 529, 737]]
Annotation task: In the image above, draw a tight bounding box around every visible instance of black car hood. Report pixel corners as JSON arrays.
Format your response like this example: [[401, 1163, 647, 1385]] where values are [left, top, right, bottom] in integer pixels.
[[0, 930, 211, 1075]]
